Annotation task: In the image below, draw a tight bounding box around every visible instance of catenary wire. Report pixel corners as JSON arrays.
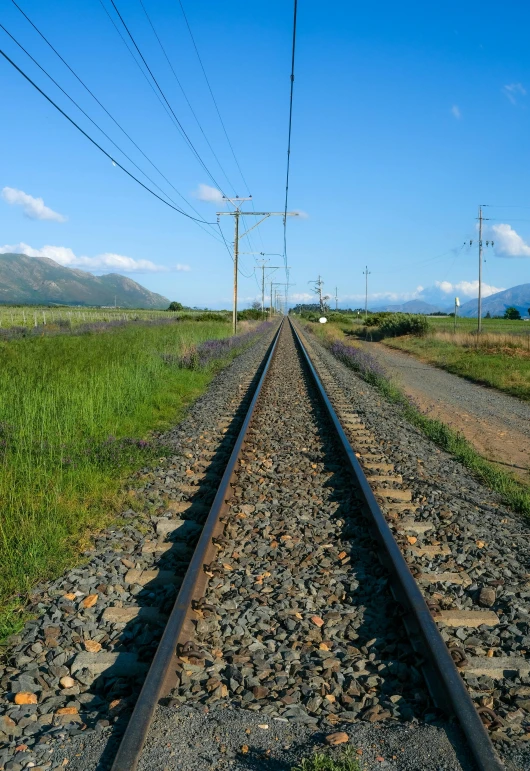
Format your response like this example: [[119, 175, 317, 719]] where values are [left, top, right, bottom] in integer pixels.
[[282, 0, 298, 293], [177, 0, 250, 193], [177, 0, 266, 253], [107, 0, 228, 196], [10, 0, 222, 236], [138, 0, 238, 195], [0, 46, 217, 224], [0, 22, 224, 245]]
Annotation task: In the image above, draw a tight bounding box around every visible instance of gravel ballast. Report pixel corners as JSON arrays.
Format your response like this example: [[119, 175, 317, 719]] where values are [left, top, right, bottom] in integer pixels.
[[296, 321, 530, 771]]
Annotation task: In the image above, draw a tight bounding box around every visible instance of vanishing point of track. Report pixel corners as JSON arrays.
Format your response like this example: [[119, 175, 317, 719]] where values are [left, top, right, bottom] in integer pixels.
[[111, 318, 503, 771]]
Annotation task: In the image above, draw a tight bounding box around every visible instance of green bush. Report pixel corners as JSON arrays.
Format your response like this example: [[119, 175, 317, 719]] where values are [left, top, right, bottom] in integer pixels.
[[237, 308, 264, 320], [369, 313, 429, 338], [364, 311, 392, 327]]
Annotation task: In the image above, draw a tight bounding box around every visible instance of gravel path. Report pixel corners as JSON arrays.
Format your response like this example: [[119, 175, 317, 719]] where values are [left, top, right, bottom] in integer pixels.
[[362, 342, 530, 478], [0, 325, 278, 771]]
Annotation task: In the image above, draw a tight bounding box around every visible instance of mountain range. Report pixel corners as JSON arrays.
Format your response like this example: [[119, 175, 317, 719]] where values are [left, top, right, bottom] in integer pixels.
[[371, 284, 530, 318], [457, 283, 530, 317], [0, 253, 169, 308]]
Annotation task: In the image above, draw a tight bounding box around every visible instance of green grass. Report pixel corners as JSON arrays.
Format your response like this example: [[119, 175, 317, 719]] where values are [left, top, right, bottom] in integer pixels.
[[292, 747, 361, 771], [429, 316, 530, 334], [0, 320, 252, 639], [0, 305, 230, 329], [384, 335, 530, 401]]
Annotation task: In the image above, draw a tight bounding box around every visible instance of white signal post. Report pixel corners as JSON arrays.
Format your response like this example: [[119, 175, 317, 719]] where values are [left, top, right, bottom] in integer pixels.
[[217, 201, 299, 334], [454, 296, 460, 334]]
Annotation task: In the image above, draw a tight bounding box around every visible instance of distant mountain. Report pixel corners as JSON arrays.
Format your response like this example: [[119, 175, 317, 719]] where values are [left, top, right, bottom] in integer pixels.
[[458, 283, 530, 318], [0, 253, 169, 309], [370, 299, 442, 314]]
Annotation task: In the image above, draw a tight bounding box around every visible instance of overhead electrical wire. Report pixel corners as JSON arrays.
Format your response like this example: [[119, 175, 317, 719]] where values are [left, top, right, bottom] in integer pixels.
[[104, 0, 260, 266], [0, 46, 217, 224], [0, 23, 223, 244], [177, 0, 250, 194], [106, 0, 228, 197], [282, 0, 298, 295], [138, 0, 237, 196], [177, 0, 264, 256], [7, 0, 261, 277], [9, 0, 221, 238]]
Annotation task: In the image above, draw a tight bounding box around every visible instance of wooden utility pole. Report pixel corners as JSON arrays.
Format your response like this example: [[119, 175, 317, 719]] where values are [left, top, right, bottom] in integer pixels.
[[271, 282, 287, 317], [309, 275, 328, 313], [363, 266, 371, 320], [254, 259, 285, 318], [218, 204, 298, 334], [465, 207, 493, 334], [478, 206, 483, 334]]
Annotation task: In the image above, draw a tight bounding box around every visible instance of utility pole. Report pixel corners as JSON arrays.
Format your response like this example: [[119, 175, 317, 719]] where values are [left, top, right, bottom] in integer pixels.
[[252, 258, 285, 319], [465, 207, 493, 334], [218, 204, 299, 334], [271, 282, 287, 318], [363, 266, 371, 320], [309, 275, 328, 313], [335, 286, 338, 311]]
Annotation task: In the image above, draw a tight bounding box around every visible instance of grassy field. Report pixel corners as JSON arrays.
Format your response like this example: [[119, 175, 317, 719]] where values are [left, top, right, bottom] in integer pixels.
[[0, 319, 259, 639], [385, 333, 530, 400], [0, 305, 229, 329], [299, 311, 530, 400], [429, 316, 530, 335]]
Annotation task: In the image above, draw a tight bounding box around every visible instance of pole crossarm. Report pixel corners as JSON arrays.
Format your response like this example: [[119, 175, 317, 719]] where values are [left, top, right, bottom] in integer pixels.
[[217, 212, 299, 217]]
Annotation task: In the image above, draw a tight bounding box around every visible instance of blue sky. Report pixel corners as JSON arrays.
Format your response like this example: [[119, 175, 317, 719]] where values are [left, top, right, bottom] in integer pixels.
[[1, 0, 530, 309]]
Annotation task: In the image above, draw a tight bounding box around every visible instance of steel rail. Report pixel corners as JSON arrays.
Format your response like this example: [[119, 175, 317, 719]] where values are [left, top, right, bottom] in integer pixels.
[[111, 320, 284, 771], [290, 319, 504, 771]]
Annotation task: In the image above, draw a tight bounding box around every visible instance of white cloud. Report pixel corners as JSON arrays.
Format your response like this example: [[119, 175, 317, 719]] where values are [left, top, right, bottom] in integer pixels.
[[451, 105, 461, 119], [290, 292, 315, 302], [1, 187, 67, 222], [192, 184, 224, 204], [503, 83, 526, 105], [491, 223, 530, 257], [434, 279, 504, 298], [0, 243, 190, 274]]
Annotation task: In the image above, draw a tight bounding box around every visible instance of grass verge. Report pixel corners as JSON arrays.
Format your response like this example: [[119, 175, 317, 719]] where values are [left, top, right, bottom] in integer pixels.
[[383, 335, 530, 401], [0, 319, 268, 640], [302, 321, 530, 519]]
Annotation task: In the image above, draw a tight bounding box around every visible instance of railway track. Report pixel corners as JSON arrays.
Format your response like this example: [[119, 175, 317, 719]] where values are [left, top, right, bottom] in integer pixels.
[[108, 319, 505, 771]]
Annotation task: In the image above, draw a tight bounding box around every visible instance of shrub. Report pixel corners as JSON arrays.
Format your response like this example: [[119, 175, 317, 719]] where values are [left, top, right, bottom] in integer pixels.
[[237, 308, 263, 320], [372, 313, 429, 338], [364, 311, 392, 327]]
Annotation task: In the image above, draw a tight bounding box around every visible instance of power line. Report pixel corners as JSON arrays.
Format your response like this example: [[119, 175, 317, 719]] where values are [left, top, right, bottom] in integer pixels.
[[106, 0, 228, 195], [176, 1, 265, 257], [282, 0, 298, 279], [177, 0, 250, 193], [0, 23, 208, 227], [9, 0, 218, 234], [0, 46, 216, 224], [138, 0, 237, 195]]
